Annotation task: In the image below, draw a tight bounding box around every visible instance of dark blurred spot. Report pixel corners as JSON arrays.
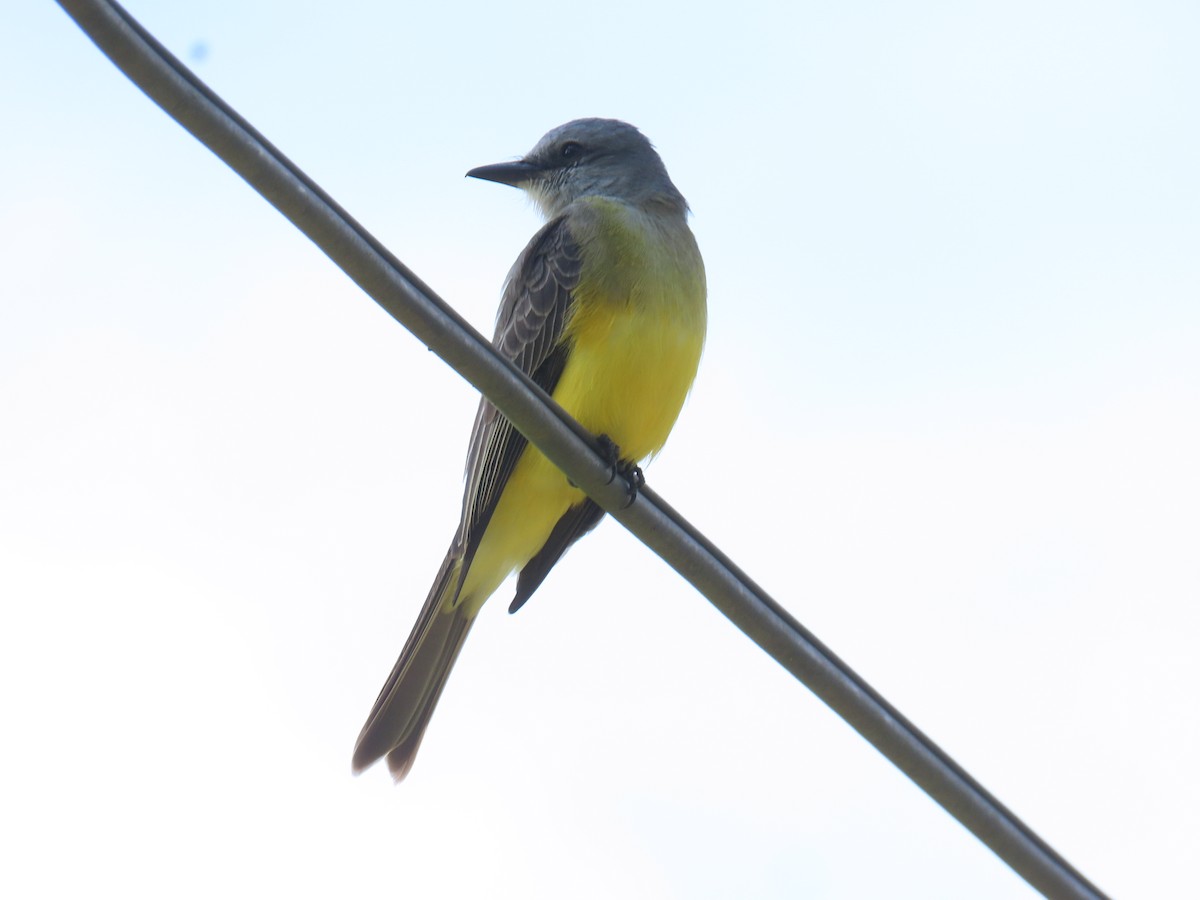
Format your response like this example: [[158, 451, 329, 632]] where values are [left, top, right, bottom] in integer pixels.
[[188, 41, 210, 63]]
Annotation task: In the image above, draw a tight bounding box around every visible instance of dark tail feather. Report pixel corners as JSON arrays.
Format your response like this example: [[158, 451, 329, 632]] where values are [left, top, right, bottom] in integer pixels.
[[352, 553, 476, 780]]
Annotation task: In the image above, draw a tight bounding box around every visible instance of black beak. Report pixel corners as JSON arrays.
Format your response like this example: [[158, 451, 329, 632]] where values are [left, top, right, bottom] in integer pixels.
[[465, 159, 543, 187]]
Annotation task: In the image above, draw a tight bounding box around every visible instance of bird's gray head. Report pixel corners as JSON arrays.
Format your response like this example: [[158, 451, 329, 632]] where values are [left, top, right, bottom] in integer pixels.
[[466, 118, 687, 219]]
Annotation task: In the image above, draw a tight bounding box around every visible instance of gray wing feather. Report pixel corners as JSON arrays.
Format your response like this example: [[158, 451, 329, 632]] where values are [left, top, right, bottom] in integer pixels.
[[353, 217, 587, 777], [509, 498, 605, 613], [455, 215, 583, 561]]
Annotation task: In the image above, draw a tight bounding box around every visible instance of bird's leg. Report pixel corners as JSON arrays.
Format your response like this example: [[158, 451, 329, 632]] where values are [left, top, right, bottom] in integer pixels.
[[596, 434, 644, 509]]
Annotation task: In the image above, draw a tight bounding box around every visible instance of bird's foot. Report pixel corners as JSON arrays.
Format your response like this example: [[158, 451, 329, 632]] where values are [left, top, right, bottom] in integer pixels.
[[597, 434, 644, 509]]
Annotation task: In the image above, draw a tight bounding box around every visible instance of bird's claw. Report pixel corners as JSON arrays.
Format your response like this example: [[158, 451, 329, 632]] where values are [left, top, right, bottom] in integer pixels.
[[597, 435, 643, 509]]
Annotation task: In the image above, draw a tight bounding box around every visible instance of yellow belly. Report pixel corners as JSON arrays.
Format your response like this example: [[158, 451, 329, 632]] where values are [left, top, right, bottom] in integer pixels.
[[459, 197, 706, 610], [554, 301, 705, 460], [556, 195, 708, 459]]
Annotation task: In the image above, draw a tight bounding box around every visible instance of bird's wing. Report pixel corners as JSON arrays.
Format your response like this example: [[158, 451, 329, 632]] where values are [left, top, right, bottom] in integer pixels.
[[455, 215, 584, 563], [509, 497, 605, 613]]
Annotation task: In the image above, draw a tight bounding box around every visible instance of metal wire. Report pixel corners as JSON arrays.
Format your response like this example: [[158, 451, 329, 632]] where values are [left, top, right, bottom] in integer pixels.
[[56, 2, 1108, 897]]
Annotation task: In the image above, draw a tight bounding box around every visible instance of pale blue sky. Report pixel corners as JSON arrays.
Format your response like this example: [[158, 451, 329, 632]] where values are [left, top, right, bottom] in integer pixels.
[[4, 2, 1199, 897]]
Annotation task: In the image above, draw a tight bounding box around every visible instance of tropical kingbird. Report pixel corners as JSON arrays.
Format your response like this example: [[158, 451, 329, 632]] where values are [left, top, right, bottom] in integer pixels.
[[352, 118, 707, 780]]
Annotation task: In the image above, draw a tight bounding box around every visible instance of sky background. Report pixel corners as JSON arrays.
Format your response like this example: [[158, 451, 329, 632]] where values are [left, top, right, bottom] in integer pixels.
[[4, 2, 1199, 897]]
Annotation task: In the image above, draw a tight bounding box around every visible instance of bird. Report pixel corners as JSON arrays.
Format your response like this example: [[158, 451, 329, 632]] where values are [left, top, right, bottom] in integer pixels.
[[352, 118, 707, 780]]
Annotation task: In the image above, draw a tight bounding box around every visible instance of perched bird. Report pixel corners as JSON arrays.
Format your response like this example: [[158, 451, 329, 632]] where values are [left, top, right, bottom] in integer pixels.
[[352, 118, 707, 780]]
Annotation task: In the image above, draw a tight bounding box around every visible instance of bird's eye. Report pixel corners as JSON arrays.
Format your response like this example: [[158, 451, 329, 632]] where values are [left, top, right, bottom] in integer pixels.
[[560, 141, 583, 160]]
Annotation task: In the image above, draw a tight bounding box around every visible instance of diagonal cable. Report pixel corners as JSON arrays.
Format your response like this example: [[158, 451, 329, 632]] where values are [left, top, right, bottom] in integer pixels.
[[55, 2, 1108, 897]]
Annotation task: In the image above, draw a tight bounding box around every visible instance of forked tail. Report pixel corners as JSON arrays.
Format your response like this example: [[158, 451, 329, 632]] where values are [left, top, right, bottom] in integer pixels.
[[352, 553, 476, 780]]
